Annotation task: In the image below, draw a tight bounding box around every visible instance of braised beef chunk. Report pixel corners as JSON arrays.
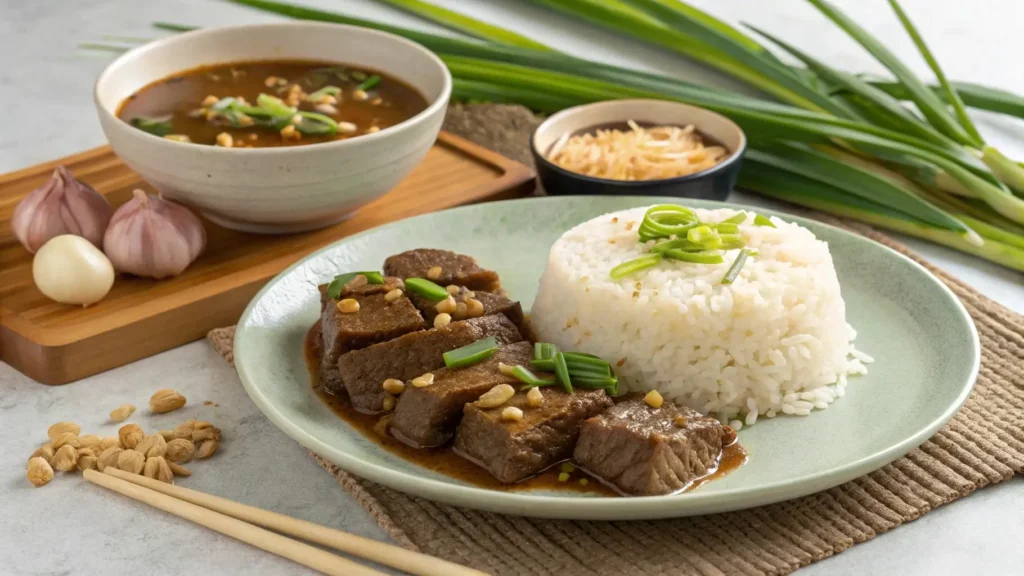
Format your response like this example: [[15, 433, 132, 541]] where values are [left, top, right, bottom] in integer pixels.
[[409, 287, 525, 331], [454, 388, 612, 484], [572, 397, 726, 496], [383, 249, 501, 293], [390, 342, 534, 448], [340, 315, 524, 414], [320, 281, 424, 395]]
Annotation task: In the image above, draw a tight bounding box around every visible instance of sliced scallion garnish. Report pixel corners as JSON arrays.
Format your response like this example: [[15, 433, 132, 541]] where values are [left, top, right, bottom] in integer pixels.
[[358, 75, 382, 91], [211, 97, 237, 111], [350, 70, 368, 81], [561, 352, 610, 368], [650, 238, 703, 253], [553, 352, 573, 394], [295, 111, 338, 135], [664, 250, 725, 264], [686, 225, 715, 244], [443, 336, 498, 368], [130, 116, 173, 136], [640, 204, 700, 238], [721, 251, 749, 285], [405, 278, 449, 301], [754, 214, 776, 228], [609, 254, 662, 279], [256, 93, 297, 117], [512, 366, 556, 388], [307, 85, 341, 101], [534, 342, 558, 361], [326, 271, 384, 299], [714, 223, 739, 234], [572, 376, 619, 391], [722, 213, 747, 225]]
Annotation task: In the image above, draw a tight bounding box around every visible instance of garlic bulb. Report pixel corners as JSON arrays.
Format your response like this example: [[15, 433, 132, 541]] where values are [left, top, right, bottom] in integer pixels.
[[103, 190, 206, 279], [12, 166, 112, 253], [33, 235, 115, 306]]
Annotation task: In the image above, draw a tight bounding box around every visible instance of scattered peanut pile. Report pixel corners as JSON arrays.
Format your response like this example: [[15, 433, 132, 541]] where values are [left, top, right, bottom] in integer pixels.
[[25, 388, 221, 488]]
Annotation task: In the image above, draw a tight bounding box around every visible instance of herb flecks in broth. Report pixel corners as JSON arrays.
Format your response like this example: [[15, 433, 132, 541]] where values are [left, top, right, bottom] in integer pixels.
[[117, 60, 427, 148]]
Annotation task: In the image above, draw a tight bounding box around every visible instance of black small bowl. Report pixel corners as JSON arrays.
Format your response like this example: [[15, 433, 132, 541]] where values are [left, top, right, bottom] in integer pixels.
[[531, 99, 746, 200]]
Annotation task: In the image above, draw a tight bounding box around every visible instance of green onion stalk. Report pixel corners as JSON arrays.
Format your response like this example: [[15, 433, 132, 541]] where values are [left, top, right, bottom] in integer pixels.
[[82, 0, 1024, 271]]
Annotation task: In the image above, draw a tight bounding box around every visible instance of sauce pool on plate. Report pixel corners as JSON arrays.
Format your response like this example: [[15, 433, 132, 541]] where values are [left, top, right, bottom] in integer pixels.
[[117, 60, 428, 148], [304, 322, 745, 496]]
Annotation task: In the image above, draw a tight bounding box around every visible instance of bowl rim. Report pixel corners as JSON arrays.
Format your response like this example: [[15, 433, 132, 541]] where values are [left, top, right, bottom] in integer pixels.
[[93, 21, 452, 155], [530, 98, 747, 187]]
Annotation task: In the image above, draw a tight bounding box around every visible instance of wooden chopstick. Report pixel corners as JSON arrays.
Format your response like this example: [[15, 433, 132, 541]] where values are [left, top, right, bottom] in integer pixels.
[[84, 469, 386, 576], [92, 468, 489, 576]]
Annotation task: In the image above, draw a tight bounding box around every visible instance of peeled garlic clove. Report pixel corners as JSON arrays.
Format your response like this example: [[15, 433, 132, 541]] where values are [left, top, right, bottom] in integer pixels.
[[12, 166, 112, 253], [103, 190, 206, 279], [33, 235, 115, 306]]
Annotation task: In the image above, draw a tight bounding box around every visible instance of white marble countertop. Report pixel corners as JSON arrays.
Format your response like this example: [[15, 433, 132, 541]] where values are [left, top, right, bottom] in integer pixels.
[[1, 1, 1021, 574]]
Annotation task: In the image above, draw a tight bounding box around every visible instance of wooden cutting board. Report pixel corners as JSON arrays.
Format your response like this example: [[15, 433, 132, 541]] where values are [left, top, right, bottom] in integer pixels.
[[0, 132, 535, 385]]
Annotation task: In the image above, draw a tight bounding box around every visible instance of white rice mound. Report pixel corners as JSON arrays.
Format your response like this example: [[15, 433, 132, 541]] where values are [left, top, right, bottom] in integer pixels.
[[530, 206, 871, 430]]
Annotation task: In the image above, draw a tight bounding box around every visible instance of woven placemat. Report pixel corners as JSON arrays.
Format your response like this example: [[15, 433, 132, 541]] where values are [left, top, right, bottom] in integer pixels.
[[207, 104, 1024, 575]]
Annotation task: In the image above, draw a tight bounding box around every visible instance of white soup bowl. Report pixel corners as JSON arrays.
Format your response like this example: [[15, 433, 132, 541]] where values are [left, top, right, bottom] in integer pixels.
[[94, 22, 451, 234]]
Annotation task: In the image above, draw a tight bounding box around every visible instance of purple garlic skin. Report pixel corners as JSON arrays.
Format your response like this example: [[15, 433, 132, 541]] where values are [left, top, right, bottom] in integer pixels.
[[11, 166, 112, 253], [103, 190, 207, 279]]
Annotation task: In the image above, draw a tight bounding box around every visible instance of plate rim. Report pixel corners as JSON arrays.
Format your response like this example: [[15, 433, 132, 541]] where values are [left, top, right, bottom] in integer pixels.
[[234, 195, 980, 520]]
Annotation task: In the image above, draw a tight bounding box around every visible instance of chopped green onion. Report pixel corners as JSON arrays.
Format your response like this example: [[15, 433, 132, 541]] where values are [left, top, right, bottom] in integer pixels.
[[640, 204, 700, 238], [699, 235, 724, 250], [567, 363, 611, 377], [553, 352, 573, 394], [721, 251, 749, 284], [530, 358, 554, 371], [307, 85, 341, 101], [717, 234, 746, 250], [686, 225, 715, 243], [512, 366, 556, 388], [358, 75, 382, 91], [561, 352, 610, 368], [326, 271, 383, 299], [534, 342, 558, 361], [714, 223, 739, 234], [211, 97, 236, 111], [129, 116, 172, 136], [754, 214, 776, 228], [256, 93, 296, 117], [609, 254, 662, 279], [664, 250, 726, 264], [295, 111, 338, 135], [531, 357, 610, 377], [650, 238, 704, 253], [350, 70, 368, 81], [572, 376, 619, 390], [443, 336, 498, 368], [722, 213, 748, 225], [405, 278, 449, 301]]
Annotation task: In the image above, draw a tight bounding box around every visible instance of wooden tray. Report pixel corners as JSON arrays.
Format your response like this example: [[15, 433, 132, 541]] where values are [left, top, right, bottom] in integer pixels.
[[0, 132, 535, 385]]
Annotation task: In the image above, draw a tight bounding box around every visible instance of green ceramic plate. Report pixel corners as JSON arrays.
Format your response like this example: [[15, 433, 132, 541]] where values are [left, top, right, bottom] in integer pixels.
[[234, 196, 978, 520]]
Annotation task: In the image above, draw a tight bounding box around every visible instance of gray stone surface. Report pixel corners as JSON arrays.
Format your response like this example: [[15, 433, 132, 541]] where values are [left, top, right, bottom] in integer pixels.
[[1, 0, 1021, 574]]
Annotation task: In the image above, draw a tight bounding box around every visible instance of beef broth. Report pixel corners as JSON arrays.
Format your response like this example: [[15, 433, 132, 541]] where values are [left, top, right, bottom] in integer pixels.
[[118, 60, 428, 147]]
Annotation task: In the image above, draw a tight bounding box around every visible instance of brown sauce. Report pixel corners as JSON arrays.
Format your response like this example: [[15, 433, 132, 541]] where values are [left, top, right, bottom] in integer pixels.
[[118, 60, 428, 147], [305, 323, 745, 496]]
